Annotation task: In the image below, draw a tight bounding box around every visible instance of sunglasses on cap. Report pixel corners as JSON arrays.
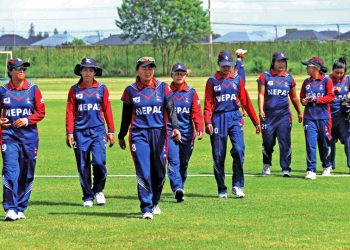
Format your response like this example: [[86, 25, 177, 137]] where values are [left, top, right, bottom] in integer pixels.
[[13, 66, 27, 72], [137, 57, 155, 63]]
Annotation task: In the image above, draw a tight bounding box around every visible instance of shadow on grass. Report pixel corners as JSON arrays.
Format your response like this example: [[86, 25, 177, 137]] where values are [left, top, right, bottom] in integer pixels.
[[30, 201, 82, 207], [48, 211, 140, 218]]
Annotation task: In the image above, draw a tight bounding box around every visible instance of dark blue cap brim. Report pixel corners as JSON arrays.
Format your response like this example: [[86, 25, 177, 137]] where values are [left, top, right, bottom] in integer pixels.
[[219, 61, 233, 67], [138, 62, 156, 68]]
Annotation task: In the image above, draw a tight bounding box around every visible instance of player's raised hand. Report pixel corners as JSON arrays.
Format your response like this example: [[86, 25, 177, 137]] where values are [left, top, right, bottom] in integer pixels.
[[66, 134, 74, 148], [119, 139, 126, 150], [197, 130, 204, 140], [107, 134, 115, 147], [0, 118, 11, 128], [205, 124, 213, 135]]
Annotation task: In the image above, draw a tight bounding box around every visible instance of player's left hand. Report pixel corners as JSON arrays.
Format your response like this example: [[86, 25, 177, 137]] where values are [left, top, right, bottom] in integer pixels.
[[197, 131, 203, 140], [255, 125, 261, 134], [298, 113, 303, 123], [172, 129, 181, 142], [107, 134, 115, 147], [0, 118, 11, 128], [13, 118, 27, 128], [119, 139, 126, 150]]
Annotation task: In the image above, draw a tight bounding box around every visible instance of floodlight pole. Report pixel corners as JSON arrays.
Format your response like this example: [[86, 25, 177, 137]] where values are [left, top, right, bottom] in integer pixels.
[[208, 0, 213, 61]]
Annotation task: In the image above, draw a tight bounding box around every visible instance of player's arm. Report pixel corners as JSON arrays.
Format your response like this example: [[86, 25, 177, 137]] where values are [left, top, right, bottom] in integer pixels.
[[238, 78, 261, 134], [204, 80, 214, 135], [288, 78, 303, 123], [257, 73, 266, 121], [191, 90, 204, 140], [66, 87, 76, 148], [102, 87, 115, 147], [316, 78, 335, 104], [164, 84, 181, 142]]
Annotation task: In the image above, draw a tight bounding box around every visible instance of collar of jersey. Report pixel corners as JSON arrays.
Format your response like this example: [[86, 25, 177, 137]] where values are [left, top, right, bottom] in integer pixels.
[[329, 73, 345, 83], [170, 81, 189, 92], [270, 69, 286, 77], [309, 74, 325, 81], [8, 79, 29, 90], [215, 71, 234, 80], [136, 77, 157, 89], [79, 80, 98, 89]]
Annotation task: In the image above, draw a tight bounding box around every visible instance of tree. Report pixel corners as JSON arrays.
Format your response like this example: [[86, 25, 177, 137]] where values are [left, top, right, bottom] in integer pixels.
[[28, 23, 35, 37], [53, 28, 59, 35], [116, 0, 210, 75]]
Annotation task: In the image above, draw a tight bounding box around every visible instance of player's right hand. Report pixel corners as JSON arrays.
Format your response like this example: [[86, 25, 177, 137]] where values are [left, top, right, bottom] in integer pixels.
[[259, 111, 265, 121], [255, 125, 262, 135], [66, 134, 74, 148], [119, 139, 126, 150], [0, 118, 11, 128], [205, 124, 213, 135]]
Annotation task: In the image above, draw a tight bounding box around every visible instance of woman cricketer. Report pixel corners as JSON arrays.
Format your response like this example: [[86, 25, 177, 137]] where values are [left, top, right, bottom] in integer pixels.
[[300, 57, 334, 179], [329, 57, 350, 173], [0, 58, 45, 221], [66, 57, 115, 207], [257, 52, 302, 177], [167, 63, 204, 202], [204, 50, 261, 199], [118, 56, 181, 219]]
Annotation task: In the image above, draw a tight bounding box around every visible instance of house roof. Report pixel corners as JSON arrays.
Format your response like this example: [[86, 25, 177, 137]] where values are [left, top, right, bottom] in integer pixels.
[[83, 35, 101, 45], [337, 31, 350, 40], [319, 30, 341, 39], [93, 34, 149, 45], [0, 34, 30, 46], [213, 31, 274, 43], [31, 34, 78, 46], [276, 30, 333, 41]]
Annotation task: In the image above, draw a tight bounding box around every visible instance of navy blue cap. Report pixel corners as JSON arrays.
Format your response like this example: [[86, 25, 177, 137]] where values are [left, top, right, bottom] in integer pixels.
[[7, 58, 30, 70], [272, 52, 288, 61], [218, 50, 233, 67], [136, 56, 156, 69], [74, 57, 103, 76], [171, 63, 187, 73]]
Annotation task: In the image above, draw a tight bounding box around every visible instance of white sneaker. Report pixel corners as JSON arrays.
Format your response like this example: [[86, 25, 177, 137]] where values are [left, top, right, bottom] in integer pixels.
[[232, 186, 245, 198], [322, 167, 332, 176], [218, 193, 227, 198], [282, 170, 291, 177], [142, 212, 153, 219], [305, 171, 316, 180], [5, 210, 18, 221], [83, 200, 93, 207], [152, 205, 161, 215], [262, 164, 271, 176], [17, 212, 26, 220], [95, 192, 106, 205]]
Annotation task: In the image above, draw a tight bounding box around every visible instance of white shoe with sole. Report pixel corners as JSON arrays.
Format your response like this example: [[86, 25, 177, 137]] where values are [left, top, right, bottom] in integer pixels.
[[305, 171, 316, 180], [95, 192, 106, 205], [232, 186, 245, 198], [5, 210, 18, 221], [218, 193, 227, 198], [152, 205, 161, 215], [282, 170, 291, 177], [83, 200, 93, 207], [142, 212, 153, 219], [322, 167, 332, 176], [262, 164, 271, 176], [17, 212, 26, 220]]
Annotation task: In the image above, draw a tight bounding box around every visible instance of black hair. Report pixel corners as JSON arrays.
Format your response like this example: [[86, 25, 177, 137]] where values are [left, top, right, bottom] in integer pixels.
[[332, 57, 347, 72], [320, 65, 328, 74], [270, 59, 288, 71]]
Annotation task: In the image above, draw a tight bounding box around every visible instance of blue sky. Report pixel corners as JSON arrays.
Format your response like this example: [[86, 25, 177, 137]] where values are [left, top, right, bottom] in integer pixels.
[[1, 0, 350, 38]]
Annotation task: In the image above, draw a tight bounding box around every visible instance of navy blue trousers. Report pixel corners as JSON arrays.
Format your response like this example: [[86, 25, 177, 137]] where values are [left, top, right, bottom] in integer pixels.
[[74, 126, 107, 201], [330, 112, 350, 168], [261, 114, 292, 171], [130, 128, 167, 213], [210, 111, 245, 194], [2, 140, 38, 212]]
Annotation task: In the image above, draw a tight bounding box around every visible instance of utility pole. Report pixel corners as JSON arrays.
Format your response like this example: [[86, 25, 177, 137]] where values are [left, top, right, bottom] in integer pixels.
[[336, 24, 340, 40], [208, 0, 213, 61], [274, 25, 278, 40]]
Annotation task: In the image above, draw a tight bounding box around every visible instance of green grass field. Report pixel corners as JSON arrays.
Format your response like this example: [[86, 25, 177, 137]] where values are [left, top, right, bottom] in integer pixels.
[[1, 76, 350, 249]]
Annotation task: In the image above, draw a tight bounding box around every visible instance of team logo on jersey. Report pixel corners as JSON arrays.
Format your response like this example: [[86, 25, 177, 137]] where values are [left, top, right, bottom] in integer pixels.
[[27, 97, 31, 104], [96, 94, 100, 100], [185, 97, 190, 103], [133, 96, 140, 103], [76, 93, 83, 99], [3, 97, 10, 104], [267, 81, 274, 86], [214, 85, 221, 92], [156, 95, 162, 102], [305, 84, 310, 90], [320, 85, 323, 90]]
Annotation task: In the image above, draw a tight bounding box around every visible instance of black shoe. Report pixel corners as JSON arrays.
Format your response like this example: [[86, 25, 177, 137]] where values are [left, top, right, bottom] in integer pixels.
[[175, 189, 184, 203]]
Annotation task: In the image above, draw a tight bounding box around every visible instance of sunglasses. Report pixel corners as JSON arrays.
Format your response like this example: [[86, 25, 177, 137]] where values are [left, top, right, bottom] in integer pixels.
[[13, 66, 27, 72], [173, 72, 187, 77], [137, 57, 155, 63]]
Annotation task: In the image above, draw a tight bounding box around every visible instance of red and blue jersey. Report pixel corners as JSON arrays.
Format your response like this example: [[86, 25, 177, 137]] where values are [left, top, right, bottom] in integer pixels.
[[121, 78, 173, 129], [257, 70, 296, 117], [168, 82, 204, 141], [234, 58, 246, 84], [204, 71, 259, 126], [0, 80, 45, 143], [300, 74, 334, 120], [66, 80, 115, 134], [329, 74, 350, 115]]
